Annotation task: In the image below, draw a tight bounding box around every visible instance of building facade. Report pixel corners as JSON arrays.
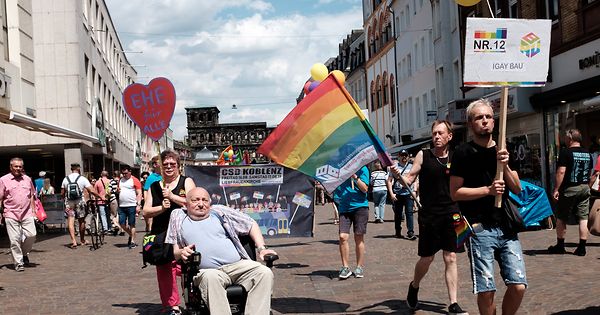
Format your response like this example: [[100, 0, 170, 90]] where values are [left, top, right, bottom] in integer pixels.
[[327, 29, 368, 113], [186, 107, 274, 163], [393, 0, 436, 152], [363, 0, 397, 148], [0, 0, 142, 186]]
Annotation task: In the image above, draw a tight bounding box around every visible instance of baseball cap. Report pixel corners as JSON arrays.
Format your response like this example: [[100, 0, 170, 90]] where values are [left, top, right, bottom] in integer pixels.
[[39, 171, 46, 177], [399, 150, 409, 156]]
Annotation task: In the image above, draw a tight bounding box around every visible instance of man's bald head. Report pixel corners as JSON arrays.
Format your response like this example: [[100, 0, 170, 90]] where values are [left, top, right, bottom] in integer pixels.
[[187, 187, 211, 203]]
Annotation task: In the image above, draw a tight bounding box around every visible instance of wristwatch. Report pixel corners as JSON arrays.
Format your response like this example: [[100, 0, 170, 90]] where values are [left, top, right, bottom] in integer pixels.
[[257, 245, 268, 252]]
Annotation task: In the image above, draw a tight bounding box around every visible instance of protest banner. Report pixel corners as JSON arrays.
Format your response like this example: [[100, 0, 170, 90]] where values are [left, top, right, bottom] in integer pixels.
[[463, 17, 551, 206], [186, 164, 314, 237]]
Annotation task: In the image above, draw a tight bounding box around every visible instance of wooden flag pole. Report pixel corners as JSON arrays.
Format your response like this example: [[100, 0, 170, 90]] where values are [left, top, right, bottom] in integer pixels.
[[494, 86, 509, 207]]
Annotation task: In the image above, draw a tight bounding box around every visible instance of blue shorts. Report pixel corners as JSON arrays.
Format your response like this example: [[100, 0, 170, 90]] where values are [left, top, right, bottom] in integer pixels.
[[118, 206, 136, 227], [466, 225, 527, 294]]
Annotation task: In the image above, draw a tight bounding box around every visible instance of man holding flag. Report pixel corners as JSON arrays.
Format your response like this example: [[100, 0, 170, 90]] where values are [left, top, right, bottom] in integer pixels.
[[392, 120, 467, 314]]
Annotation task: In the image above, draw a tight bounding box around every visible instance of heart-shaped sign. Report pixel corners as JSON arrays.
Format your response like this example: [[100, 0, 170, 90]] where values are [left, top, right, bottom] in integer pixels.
[[123, 77, 176, 141]]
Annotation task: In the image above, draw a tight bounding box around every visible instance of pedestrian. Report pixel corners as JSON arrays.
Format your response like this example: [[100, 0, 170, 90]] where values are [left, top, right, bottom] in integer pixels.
[[548, 129, 593, 256], [117, 165, 142, 249], [62, 163, 102, 248], [109, 170, 122, 235], [39, 178, 55, 196], [393, 120, 467, 314], [370, 160, 388, 223], [94, 171, 112, 233], [315, 180, 325, 205], [333, 164, 369, 279], [0, 158, 38, 271], [35, 171, 46, 195], [386, 150, 417, 239], [449, 99, 525, 315], [143, 155, 163, 233], [143, 150, 195, 315]]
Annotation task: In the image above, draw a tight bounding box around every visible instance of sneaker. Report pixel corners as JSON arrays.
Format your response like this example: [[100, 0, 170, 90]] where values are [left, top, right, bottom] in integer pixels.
[[129, 242, 138, 249], [338, 266, 353, 279], [448, 302, 468, 315], [548, 244, 566, 254], [573, 247, 586, 256], [119, 231, 125, 236], [406, 281, 419, 310], [406, 232, 417, 241], [15, 264, 25, 272], [168, 309, 182, 315], [354, 266, 364, 278]]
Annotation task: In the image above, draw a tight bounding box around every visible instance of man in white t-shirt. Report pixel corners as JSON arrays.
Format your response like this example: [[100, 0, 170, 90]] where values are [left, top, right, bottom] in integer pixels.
[[117, 165, 142, 249], [61, 163, 102, 249]]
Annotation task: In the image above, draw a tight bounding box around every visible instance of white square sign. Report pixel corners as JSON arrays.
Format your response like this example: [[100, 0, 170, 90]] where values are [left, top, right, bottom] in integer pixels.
[[463, 18, 551, 87]]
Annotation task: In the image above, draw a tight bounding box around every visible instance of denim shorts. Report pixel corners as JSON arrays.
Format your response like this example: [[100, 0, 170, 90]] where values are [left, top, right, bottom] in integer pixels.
[[466, 225, 527, 294], [118, 206, 137, 227]]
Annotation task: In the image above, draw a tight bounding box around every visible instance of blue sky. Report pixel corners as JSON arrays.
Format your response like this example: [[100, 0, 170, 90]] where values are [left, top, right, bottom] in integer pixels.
[[105, 0, 363, 140]]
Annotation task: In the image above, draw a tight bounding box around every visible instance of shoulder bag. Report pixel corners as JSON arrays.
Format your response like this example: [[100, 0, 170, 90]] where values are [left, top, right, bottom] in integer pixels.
[[142, 231, 174, 268]]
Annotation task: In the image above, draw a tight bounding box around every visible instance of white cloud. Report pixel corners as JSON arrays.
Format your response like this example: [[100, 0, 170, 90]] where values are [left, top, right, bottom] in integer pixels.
[[105, 1, 363, 140]]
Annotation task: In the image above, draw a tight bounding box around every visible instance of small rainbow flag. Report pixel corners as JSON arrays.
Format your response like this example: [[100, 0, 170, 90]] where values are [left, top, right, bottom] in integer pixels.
[[258, 74, 392, 192], [453, 213, 473, 249]]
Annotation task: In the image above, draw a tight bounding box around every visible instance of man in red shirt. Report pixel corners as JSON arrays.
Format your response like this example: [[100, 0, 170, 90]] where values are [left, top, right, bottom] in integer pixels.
[[0, 158, 37, 272]]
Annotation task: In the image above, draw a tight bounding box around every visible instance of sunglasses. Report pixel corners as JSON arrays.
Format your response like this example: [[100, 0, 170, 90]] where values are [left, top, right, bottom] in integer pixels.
[[162, 162, 177, 167]]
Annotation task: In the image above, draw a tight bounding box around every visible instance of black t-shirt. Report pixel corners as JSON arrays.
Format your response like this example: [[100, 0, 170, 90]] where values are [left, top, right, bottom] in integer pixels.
[[419, 149, 458, 222], [149, 175, 187, 234], [450, 141, 505, 226], [557, 147, 592, 189]]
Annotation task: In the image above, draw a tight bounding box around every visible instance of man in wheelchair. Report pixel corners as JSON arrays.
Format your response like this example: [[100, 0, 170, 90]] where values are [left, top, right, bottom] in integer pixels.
[[166, 187, 278, 315]]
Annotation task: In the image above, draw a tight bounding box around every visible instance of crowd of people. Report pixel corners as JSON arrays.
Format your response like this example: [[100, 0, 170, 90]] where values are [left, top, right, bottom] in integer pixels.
[[1, 97, 599, 315]]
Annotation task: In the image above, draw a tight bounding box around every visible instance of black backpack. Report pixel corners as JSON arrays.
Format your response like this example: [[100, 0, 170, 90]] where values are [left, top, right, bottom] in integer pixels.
[[66, 174, 83, 200]]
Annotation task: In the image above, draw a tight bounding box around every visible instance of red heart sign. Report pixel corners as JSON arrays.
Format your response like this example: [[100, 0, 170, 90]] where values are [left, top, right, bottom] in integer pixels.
[[122, 77, 176, 141]]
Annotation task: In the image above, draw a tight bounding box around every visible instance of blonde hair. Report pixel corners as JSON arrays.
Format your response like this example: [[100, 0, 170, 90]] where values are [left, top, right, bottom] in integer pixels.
[[466, 99, 493, 122]]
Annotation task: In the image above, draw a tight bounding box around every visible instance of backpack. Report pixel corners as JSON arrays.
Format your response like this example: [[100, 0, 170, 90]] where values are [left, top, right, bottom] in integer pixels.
[[66, 174, 83, 200]]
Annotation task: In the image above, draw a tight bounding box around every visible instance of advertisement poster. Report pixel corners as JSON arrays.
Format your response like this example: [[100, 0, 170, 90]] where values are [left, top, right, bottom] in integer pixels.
[[463, 18, 551, 87], [185, 164, 314, 238]]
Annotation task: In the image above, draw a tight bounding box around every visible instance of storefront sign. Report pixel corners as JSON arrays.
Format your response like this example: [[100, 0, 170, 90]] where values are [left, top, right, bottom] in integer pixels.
[[464, 18, 551, 87], [579, 51, 600, 70]]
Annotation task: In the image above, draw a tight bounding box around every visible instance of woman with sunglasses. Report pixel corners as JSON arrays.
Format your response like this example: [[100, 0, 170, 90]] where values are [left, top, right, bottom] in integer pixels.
[[143, 150, 196, 315]]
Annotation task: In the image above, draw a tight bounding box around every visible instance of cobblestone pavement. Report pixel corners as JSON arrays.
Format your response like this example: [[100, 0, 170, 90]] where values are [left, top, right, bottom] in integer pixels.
[[1, 204, 599, 314]]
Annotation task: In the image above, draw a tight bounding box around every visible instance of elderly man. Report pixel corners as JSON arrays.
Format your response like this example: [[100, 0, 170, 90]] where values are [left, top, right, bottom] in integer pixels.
[[166, 187, 277, 315], [0, 158, 37, 271]]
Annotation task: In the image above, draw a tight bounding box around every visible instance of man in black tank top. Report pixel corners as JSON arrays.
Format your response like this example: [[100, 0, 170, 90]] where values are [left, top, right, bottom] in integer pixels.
[[389, 120, 467, 315]]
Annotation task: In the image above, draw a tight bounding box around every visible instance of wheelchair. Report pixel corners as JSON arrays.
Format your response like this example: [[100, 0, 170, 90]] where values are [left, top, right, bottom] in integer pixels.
[[181, 236, 279, 315]]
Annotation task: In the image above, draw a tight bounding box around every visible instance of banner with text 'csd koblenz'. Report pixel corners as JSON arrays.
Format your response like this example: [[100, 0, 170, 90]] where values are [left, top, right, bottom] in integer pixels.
[[185, 164, 314, 238]]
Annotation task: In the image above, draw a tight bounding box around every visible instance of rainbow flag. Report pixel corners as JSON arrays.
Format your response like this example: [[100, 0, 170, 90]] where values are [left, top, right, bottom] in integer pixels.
[[453, 213, 473, 249], [258, 74, 392, 192]]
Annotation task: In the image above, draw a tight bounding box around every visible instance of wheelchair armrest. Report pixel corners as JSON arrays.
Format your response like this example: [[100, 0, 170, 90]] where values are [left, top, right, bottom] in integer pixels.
[[263, 253, 279, 268]]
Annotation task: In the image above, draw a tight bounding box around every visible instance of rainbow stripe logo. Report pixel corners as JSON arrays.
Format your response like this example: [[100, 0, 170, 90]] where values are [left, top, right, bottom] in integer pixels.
[[520, 32, 541, 58], [474, 28, 507, 39]]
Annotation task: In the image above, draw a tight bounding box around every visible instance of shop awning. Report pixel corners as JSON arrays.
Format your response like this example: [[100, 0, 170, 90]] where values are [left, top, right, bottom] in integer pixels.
[[0, 109, 99, 143], [388, 138, 432, 155]]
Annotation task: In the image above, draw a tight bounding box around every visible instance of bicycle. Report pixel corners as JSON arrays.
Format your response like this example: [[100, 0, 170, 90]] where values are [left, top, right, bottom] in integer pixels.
[[86, 200, 105, 250]]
